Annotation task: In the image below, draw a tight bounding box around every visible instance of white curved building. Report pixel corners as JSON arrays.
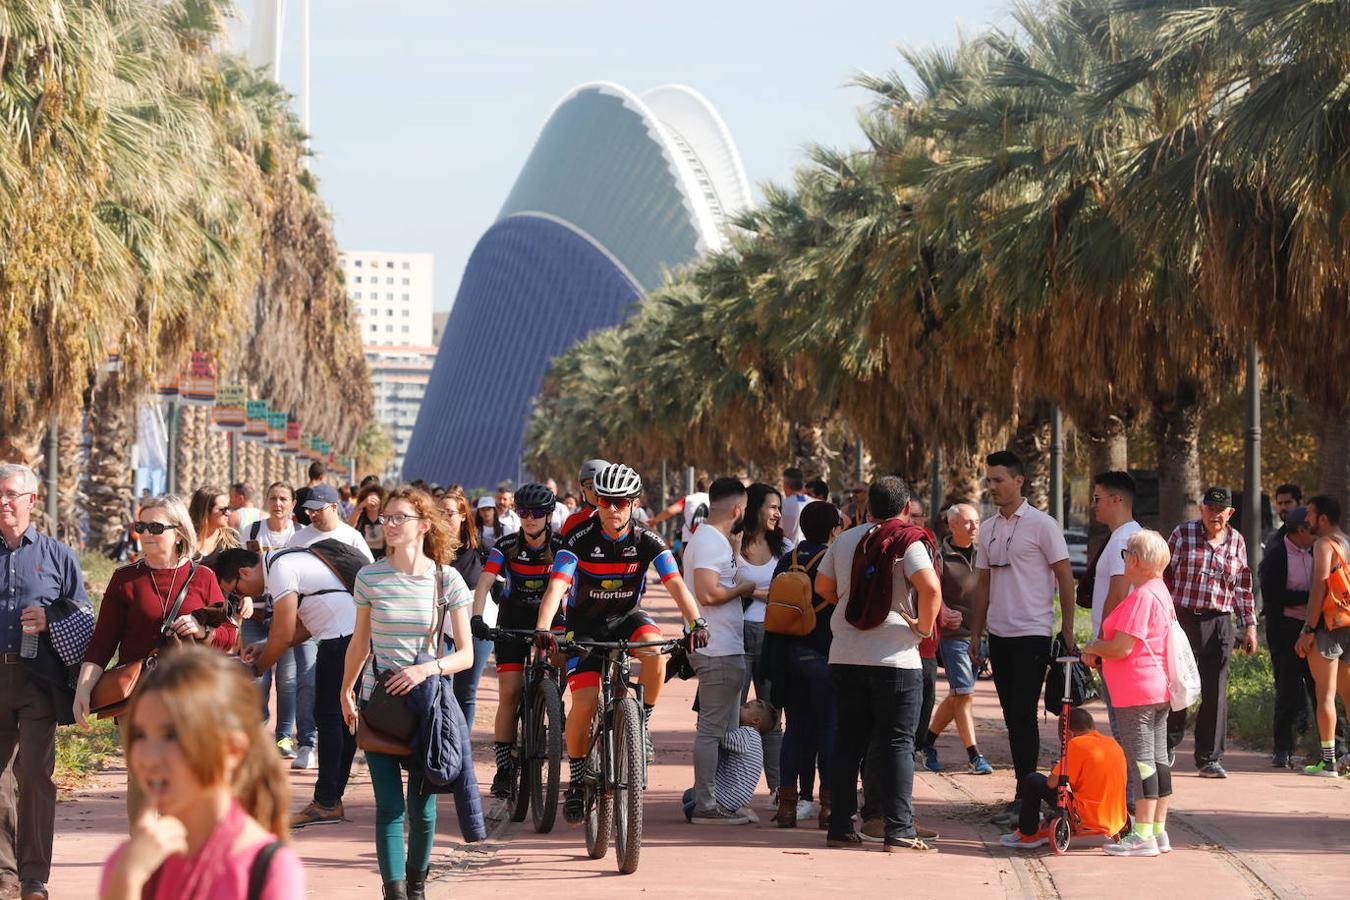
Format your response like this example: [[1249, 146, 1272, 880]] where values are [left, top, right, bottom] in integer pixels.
[[405, 82, 750, 487]]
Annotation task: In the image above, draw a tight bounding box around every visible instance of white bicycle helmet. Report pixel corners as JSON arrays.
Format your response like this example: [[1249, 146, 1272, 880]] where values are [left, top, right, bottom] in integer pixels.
[[578, 458, 610, 486], [592, 463, 643, 499]]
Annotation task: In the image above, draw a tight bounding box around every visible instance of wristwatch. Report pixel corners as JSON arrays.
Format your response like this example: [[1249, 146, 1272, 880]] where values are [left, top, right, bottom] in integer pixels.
[[687, 617, 708, 632], [1300, 624, 1316, 636]]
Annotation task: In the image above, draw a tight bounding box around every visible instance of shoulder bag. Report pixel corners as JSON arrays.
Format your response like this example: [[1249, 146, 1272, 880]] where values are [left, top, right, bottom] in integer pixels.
[[90, 562, 199, 719], [358, 566, 449, 755]]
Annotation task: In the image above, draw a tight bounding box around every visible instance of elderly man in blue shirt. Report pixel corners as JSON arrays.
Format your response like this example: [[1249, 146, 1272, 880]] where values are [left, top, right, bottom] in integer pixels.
[[0, 464, 91, 900]]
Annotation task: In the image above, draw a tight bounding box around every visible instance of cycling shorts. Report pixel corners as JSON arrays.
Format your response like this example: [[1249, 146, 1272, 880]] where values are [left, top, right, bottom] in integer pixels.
[[563, 609, 662, 691], [493, 603, 563, 673]]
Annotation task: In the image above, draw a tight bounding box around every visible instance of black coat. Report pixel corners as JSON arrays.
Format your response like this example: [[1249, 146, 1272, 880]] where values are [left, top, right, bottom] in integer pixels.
[[20, 596, 87, 726], [1258, 537, 1309, 619]]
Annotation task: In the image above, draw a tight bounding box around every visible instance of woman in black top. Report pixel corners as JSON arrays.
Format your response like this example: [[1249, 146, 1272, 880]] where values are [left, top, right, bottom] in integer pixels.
[[439, 491, 490, 726], [770, 501, 841, 829]]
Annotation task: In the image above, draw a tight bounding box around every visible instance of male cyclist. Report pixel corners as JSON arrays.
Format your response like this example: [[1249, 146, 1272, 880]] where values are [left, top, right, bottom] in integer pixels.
[[470, 482, 564, 799], [560, 458, 609, 536], [534, 463, 708, 823]]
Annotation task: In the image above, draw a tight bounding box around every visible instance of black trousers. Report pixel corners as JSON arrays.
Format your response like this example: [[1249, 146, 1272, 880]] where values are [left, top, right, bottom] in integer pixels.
[[1017, 772, 1059, 836], [828, 664, 921, 841], [988, 634, 1051, 796], [1267, 612, 1316, 755], [915, 656, 937, 748], [1167, 608, 1233, 766]]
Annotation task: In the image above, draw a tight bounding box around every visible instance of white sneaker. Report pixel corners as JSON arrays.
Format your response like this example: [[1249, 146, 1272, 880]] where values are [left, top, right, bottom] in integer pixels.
[[736, 805, 760, 824], [762, 788, 779, 811], [1155, 830, 1171, 853], [1103, 832, 1160, 857], [796, 799, 819, 820], [291, 745, 317, 770]]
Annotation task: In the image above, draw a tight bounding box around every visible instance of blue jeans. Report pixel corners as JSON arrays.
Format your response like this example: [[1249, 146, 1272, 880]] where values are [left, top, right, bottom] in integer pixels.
[[452, 637, 493, 728], [780, 643, 835, 799], [828, 664, 922, 842], [314, 635, 357, 808], [241, 619, 317, 747]]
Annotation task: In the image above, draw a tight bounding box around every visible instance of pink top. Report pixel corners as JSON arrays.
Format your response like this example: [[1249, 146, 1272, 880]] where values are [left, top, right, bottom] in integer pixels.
[[100, 801, 305, 900], [1101, 577, 1172, 708]]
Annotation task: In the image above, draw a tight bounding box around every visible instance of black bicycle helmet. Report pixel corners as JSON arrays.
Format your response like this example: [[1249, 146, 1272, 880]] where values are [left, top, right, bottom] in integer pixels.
[[515, 481, 556, 512], [592, 463, 643, 499]]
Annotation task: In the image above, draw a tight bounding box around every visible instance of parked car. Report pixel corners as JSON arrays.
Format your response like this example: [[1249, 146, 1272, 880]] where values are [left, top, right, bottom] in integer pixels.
[[1065, 527, 1088, 579]]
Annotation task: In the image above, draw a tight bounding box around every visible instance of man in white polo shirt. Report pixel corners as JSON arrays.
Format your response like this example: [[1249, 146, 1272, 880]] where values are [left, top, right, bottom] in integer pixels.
[[967, 450, 1076, 826], [684, 477, 759, 825]]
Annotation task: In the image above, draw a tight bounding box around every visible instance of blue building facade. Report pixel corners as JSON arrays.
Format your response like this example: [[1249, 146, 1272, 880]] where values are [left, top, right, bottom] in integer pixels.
[[403, 83, 750, 488]]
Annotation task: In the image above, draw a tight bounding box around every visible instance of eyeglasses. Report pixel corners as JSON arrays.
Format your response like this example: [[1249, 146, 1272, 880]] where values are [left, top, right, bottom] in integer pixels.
[[0, 491, 35, 505], [133, 522, 179, 535], [1120, 548, 1133, 560], [596, 497, 633, 511], [377, 514, 423, 527], [517, 507, 551, 520]]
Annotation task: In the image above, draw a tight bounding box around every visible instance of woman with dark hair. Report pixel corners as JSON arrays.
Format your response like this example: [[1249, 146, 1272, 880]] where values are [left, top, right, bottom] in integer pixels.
[[439, 492, 491, 726], [738, 482, 790, 806], [474, 497, 500, 550], [354, 484, 387, 560]]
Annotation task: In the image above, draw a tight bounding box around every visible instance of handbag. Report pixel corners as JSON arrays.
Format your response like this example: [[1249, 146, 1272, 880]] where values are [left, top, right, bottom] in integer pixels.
[[90, 562, 199, 719], [1043, 634, 1099, 715], [357, 566, 449, 756], [1138, 595, 1201, 711]]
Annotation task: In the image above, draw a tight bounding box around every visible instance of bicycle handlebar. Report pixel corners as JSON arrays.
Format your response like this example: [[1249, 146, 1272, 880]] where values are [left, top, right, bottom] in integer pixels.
[[559, 637, 683, 654]]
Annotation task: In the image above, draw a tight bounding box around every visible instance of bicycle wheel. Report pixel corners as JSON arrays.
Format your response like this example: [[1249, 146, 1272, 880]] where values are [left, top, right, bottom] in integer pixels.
[[509, 688, 530, 823], [583, 708, 611, 860], [530, 676, 564, 833], [612, 697, 644, 874]]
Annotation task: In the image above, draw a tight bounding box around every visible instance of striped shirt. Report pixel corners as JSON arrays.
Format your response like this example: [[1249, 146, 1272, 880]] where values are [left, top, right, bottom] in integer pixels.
[[714, 726, 764, 814], [353, 560, 471, 700]]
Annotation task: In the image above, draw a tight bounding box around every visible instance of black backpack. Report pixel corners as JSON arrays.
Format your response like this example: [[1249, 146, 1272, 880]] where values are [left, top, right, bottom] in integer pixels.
[[266, 539, 367, 603], [688, 499, 710, 534]]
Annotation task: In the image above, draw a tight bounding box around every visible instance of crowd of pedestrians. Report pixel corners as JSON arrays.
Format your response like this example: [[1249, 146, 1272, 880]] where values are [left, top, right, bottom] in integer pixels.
[[1, 449, 1347, 898]]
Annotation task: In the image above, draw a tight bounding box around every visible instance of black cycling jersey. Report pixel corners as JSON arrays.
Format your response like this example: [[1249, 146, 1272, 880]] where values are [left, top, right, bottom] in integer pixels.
[[483, 530, 563, 606], [549, 517, 679, 621]]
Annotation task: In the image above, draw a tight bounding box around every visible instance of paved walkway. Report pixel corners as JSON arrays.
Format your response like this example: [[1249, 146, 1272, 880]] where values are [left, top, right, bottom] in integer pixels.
[[51, 583, 1347, 898]]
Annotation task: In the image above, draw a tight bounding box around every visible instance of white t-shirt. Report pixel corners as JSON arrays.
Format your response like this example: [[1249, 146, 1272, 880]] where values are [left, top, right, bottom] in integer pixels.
[[549, 505, 568, 533], [1092, 520, 1141, 636], [235, 506, 262, 533], [499, 510, 521, 537], [975, 500, 1070, 638], [681, 493, 711, 546], [737, 553, 780, 625], [291, 522, 375, 562], [248, 519, 296, 552], [823, 523, 932, 668], [780, 493, 809, 546], [264, 550, 356, 640], [683, 526, 744, 658]]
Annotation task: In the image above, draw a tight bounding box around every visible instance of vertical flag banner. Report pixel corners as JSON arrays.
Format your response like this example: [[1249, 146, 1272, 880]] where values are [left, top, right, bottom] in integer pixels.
[[267, 411, 287, 447], [214, 384, 246, 431], [180, 352, 217, 405]]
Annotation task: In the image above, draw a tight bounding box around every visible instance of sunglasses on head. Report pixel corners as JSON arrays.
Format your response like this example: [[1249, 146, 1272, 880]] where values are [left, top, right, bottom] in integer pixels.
[[517, 507, 551, 520], [133, 522, 179, 535], [596, 497, 633, 511]]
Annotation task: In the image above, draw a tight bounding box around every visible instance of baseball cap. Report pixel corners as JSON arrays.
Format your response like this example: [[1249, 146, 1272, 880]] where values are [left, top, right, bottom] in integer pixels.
[[476, 495, 496, 510], [1201, 486, 1233, 508], [301, 483, 340, 509]]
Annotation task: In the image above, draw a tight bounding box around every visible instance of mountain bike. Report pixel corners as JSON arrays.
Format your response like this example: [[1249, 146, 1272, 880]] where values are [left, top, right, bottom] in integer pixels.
[[559, 636, 681, 875], [491, 629, 566, 833]]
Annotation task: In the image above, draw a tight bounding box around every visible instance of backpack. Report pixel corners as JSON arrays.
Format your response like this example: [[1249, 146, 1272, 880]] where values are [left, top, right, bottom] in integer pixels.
[[1324, 540, 1350, 630], [764, 546, 829, 636], [266, 539, 367, 602]]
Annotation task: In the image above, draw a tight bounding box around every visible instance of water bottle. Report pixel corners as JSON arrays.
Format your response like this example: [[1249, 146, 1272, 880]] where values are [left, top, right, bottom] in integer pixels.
[[20, 625, 38, 659]]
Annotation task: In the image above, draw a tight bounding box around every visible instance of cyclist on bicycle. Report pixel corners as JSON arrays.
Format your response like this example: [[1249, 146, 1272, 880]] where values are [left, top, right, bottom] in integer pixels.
[[534, 462, 708, 823], [470, 481, 564, 799], [560, 458, 609, 536]]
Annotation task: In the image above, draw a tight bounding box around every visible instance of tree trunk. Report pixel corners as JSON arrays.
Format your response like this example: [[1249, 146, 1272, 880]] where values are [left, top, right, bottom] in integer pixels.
[[57, 417, 83, 547], [942, 448, 983, 508], [790, 417, 836, 481], [1317, 410, 1350, 513], [1081, 412, 1130, 557], [839, 437, 872, 488], [82, 371, 135, 555], [1011, 398, 1052, 511], [1154, 383, 1203, 536]]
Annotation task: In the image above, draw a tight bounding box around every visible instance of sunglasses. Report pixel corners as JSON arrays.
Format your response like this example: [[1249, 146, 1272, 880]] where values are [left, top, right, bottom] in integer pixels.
[[133, 522, 179, 535], [517, 507, 551, 520], [596, 497, 634, 511]]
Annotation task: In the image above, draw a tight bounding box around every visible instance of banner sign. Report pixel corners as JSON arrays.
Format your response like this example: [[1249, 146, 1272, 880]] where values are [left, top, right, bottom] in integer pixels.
[[285, 420, 302, 456], [267, 411, 287, 447], [180, 352, 216, 406], [156, 368, 179, 399], [245, 401, 269, 442], [213, 384, 246, 431]]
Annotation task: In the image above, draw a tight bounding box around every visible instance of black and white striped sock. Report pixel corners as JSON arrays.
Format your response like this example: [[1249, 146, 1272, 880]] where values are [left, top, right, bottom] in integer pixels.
[[569, 755, 588, 785], [494, 742, 513, 769]]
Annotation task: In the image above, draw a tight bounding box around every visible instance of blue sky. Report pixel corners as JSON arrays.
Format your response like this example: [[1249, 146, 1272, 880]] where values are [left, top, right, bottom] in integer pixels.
[[244, 1, 1009, 310]]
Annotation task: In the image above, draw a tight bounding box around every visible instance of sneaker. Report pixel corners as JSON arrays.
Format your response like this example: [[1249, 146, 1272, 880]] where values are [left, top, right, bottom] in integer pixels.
[[796, 799, 819, 820], [276, 736, 297, 759], [18, 881, 46, 900], [1303, 760, 1339, 778], [763, 787, 779, 811], [969, 755, 994, 775], [291, 745, 317, 770], [923, 745, 941, 773], [860, 816, 937, 841], [1197, 761, 1227, 779], [999, 828, 1049, 850], [691, 806, 751, 825], [563, 785, 585, 824], [291, 800, 343, 829], [1271, 751, 1291, 768], [1156, 829, 1171, 853], [490, 762, 516, 799], [883, 836, 937, 853], [1103, 832, 1160, 857]]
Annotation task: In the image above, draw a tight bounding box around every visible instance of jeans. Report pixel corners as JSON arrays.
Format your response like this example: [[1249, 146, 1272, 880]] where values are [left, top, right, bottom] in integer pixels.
[[367, 751, 435, 881], [1166, 608, 1233, 766], [452, 637, 493, 729], [915, 656, 937, 748], [242, 618, 317, 747], [828, 664, 922, 842], [314, 635, 357, 808], [742, 621, 782, 792], [780, 643, 836, 802], [988, 633, 1051, 796], [1267, 613, 1317, 755], [691, 653, 746, 813]]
